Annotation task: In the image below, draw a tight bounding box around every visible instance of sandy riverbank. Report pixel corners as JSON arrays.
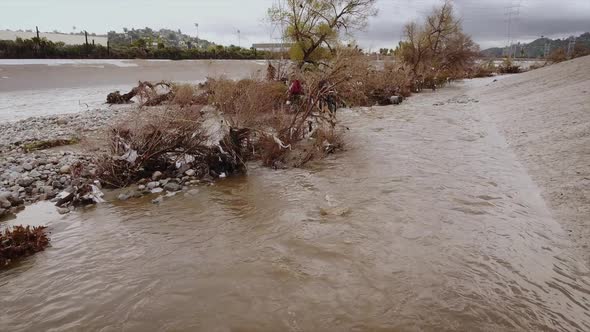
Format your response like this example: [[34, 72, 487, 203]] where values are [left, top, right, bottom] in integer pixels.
[[474, 55, 590, 263]]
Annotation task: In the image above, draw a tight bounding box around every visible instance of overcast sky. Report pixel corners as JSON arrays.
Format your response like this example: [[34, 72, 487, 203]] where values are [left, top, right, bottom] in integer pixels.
[[1, 0, 589, 49]]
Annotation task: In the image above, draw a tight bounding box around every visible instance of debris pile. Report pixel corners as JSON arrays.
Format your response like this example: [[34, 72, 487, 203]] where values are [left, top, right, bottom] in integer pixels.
[[0, 225, 50, 268]]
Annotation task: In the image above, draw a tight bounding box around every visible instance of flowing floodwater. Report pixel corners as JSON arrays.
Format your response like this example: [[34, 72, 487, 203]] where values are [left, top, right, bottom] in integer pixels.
[[1, 78, 590, 331]]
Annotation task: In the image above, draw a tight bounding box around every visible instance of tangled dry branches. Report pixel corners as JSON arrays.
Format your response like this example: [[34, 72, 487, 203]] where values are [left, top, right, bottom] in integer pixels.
[[1, 225, 50, 268]]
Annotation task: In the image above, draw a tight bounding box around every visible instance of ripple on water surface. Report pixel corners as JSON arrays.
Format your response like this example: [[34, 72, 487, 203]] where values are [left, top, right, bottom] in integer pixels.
[[1, 84, 590, 331]]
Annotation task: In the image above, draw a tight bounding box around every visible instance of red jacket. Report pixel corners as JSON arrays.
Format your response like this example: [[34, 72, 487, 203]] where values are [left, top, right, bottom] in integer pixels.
[[289, 80, 303, 95]]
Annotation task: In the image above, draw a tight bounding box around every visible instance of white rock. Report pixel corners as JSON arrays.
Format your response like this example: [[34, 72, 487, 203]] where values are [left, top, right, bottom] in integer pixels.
[[59, 165, 71, 174], [147, 181, 160, 189]]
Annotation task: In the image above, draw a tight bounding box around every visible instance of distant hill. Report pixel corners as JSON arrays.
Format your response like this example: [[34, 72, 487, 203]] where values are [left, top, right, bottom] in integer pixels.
[[481, 32, 590, 58], [107, 28, 215, 50]]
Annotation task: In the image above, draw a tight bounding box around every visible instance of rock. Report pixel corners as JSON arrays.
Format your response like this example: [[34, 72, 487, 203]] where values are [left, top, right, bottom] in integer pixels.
[[22, 163, 33, 171], [163, 182, 181, 192], [186, 189, 200, 196], [152, 171, 163, 181], [29, 170, 41, 178], [52, 180, 62, 188], [219, 172, 227, 178], [60, 165, 71, 174], [0, 198, 11, 209], [320, 206, 351, 217], [117, 192, 133, 201], [152, 196, 164, 204], [57, 207, 70, 215], [160, 178, 170, 186], [177, 164, 191, 176], [390, 96, 402, 105], [59, 176, 68, 184], [147, 181, 160, 189], [150, 188, 164, 194], [6, 194, 23, 206], [0, 191, 12, 201], [138, 185, 146, 191], [0, 208, 6, 218], [17, 177, 34, 187], [202, 174, 214, 183]]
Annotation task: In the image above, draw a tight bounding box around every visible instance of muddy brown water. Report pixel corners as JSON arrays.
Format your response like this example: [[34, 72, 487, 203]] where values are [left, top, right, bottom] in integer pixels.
[[0, 60, 268, 122], [1, 78, 590, 331]]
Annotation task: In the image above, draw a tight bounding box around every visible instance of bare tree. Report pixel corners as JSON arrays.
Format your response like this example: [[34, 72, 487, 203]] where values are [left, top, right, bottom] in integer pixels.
[[268, 0, 378, 65], [396, 0, 478, 79]]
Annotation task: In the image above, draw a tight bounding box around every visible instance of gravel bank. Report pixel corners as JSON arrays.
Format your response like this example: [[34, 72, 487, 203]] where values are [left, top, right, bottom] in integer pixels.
[[0, 107, 128, 218]]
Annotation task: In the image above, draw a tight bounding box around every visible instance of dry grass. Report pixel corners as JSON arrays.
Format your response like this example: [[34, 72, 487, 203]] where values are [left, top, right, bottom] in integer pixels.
[[497, 59, 521, 74], [171, 84, 198, 107], [469, 60, 496, 78], [548, 49, 568, 64], [206, 78, 288, 128]]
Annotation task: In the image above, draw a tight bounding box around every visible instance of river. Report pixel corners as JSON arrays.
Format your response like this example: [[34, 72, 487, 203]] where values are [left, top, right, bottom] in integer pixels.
[[0, 59, 268, 122], [1, 66, 590, 331]]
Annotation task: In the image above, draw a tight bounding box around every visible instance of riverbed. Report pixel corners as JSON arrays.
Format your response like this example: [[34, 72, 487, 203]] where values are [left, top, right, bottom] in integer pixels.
[[1, 72, 589, 331]]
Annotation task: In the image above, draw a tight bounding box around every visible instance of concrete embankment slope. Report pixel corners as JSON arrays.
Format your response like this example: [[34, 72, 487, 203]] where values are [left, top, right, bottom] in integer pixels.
[[475, 55, 590, 262]]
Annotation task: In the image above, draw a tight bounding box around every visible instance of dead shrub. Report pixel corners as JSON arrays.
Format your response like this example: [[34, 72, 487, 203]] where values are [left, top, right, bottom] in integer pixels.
[[548, 48, 567, 63], [94, 106, 241, 188], [315, 128, 344, 154], [469, 61, 496, 78], [171, 84, 198, 107], [1, 225, 50, 268], [497, 59, 521, 74], [206, 78, 288, 128], [301, 49, 413, 108]]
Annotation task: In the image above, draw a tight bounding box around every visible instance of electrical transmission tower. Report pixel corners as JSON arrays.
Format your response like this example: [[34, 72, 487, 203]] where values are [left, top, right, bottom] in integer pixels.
[[567, 36, 576, 58], [504, 0, 522, 59], [544, 41, 551, 59]]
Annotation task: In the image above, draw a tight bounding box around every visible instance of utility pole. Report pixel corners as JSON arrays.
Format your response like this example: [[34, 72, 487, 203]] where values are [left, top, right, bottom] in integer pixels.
[[84, 30, 89, 56], [194, 23, 199, 48], [237, 29, 241, 48], [504, 0, 521, 60]]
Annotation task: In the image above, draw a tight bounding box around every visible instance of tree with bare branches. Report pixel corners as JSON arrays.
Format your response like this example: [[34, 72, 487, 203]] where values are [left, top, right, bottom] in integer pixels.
[[268, 0, 378, 65], [395, 0, 479, 82]]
